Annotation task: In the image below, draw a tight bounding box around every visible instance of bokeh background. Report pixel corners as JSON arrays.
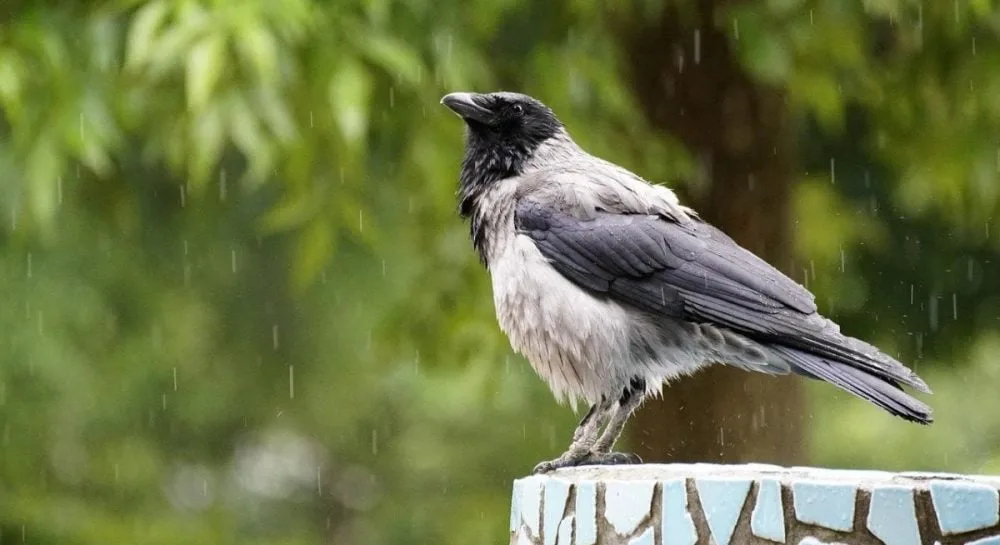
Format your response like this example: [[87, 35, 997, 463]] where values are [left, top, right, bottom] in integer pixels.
[[2, 0, 1000, 543]]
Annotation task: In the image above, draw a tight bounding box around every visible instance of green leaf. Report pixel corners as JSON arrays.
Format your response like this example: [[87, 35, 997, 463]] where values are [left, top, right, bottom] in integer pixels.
[[186, 35, 226, 110], [259, 186, 324, 233], [328, 57, 373, 147], [24, 135, 63, 234], [0, 51, 24, 121], [357, 32, 424, 86], [188, 102, 225, 186], [292, 218, 334, 293], [124, 0, 169, 71], [253, 86, 298, 144], [226, 92, 274, 184], [235, 21, 279, 84]]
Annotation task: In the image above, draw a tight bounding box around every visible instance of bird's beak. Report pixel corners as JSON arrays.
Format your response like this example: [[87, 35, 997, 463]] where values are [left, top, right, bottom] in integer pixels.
[[441, 92, 493, 124]]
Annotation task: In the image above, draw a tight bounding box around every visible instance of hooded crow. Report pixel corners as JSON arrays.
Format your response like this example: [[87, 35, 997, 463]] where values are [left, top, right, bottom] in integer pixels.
[[441, 91, 932, 474]]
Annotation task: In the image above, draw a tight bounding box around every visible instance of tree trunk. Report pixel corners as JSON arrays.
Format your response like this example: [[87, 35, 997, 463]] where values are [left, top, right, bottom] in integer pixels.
[[612, 0, 807, 464]]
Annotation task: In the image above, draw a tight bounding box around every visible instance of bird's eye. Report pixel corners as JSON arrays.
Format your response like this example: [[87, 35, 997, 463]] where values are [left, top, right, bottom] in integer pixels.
[[513, 104, 524, 115]]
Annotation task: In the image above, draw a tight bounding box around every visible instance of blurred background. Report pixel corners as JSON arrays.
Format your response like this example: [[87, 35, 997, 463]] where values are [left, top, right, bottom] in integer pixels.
[[1, 0, 1000, 543]]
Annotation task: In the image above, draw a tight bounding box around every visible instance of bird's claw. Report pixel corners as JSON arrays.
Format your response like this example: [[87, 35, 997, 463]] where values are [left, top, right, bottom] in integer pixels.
[[532, 451, 643, 474]]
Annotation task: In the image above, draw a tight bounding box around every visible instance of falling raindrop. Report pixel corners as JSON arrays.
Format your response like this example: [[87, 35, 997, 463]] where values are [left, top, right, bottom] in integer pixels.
[[289, 365, 295, 399], [732, 18, 739, 40], [359, 210, 364, 232], [910, 284, 914, 305], [220, 170, 228, 201], [57, 176, 63, 205], [839, 246, 846, 273], [273, 325, 280, 350], [968, 258, 975, 281], [180, 185, 186, 208], [917, 4, 924, 47], [381, 260, 386, 276], [316, 467, 323, 495], [309, 110, 314, 128], [953, 293, 958, 321], [389, 87, 395, 109], [162, 393, 167, 410], [371, 429, 379, 455], [26, 252, 31, 279], [173, 367, 178, 391], [830, 158, 836, 184], [929, 293, 939, 332], [231, 249, 237, 273]]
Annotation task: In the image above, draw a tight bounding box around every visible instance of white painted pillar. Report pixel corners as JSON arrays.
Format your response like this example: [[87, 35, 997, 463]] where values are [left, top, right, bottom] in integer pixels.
[[510, 463, 1000, 545]]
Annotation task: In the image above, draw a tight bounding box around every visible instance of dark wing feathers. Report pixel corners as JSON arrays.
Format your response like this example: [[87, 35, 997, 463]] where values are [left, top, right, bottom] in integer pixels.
[[514, 198, 932, 408]]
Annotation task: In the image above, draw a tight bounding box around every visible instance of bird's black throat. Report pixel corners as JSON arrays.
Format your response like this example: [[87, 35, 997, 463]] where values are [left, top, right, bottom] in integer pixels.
[[457, 129, 536, 267]]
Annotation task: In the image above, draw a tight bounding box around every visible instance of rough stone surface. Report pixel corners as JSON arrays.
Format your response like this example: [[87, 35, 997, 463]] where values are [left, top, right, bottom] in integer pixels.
[[508, 463, 1000, 545]]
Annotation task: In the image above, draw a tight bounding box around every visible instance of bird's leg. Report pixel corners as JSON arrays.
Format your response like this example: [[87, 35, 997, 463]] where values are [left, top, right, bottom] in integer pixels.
[[586, 378, 646, 465], [531, 397, 613, 474], [570, 402, 601, 446]]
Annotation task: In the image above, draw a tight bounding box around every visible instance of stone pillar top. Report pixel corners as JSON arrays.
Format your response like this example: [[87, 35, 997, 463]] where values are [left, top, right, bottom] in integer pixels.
[[509, 463, 1000, 545]]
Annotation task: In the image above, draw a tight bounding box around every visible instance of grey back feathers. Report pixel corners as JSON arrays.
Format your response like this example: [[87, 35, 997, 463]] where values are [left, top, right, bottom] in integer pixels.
[[444, 91, 933, 424]]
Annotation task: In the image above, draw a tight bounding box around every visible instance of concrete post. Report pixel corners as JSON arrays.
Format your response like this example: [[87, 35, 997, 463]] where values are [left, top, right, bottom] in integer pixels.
[[510, 463, 1000, 545]]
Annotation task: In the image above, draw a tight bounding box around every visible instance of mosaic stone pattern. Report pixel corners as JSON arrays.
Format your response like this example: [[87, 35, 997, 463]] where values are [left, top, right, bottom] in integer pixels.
[[509, 464, 1000, 545]]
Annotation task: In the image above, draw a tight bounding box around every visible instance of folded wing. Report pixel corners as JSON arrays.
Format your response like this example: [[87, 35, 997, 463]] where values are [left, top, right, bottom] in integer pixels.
[[515, 197, 932, 423]]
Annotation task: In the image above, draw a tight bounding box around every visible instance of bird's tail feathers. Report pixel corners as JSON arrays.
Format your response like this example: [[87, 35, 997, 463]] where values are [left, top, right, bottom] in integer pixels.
[[776, 323, 932, 396], [773, 346, 933, 425]]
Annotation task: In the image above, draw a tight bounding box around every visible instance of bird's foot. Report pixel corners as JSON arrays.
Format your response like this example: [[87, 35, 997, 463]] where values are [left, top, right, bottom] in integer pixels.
[[532, 450, 643, 474], [585, 451, 643, 466]]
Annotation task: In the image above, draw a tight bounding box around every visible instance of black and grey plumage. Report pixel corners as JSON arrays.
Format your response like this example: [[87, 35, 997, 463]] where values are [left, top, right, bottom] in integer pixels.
[[440, 91, 933, 474]]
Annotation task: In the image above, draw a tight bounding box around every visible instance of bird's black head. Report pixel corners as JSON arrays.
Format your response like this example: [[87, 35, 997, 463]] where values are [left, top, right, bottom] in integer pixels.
[[441, 91, 562, 205]]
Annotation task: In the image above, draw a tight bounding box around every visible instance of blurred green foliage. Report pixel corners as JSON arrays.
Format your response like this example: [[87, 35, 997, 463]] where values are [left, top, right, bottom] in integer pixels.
[[1, 0, 1000, 543]]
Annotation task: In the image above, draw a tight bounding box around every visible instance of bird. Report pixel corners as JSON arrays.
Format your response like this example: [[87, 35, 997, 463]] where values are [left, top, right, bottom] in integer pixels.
[[440, 90, 933, 474]]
